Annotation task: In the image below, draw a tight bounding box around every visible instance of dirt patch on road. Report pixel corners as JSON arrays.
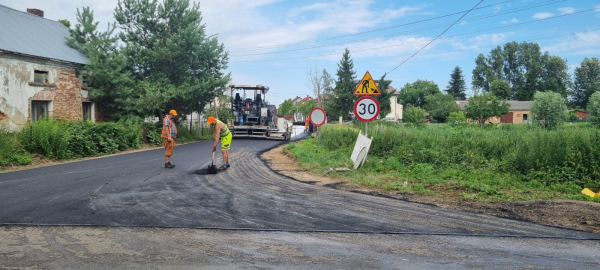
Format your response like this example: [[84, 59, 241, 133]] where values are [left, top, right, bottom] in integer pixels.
[[262, 145, 600, 233]]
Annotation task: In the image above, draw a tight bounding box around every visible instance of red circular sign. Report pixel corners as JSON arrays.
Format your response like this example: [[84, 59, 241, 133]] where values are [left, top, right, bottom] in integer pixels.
[[309, 107, 326, 126], [354, 96, 380, 122]]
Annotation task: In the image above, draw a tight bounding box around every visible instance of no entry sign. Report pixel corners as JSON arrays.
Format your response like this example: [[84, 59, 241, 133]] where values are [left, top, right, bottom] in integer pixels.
[[354, 96, 380, 122], [309, 107, 326, 126]]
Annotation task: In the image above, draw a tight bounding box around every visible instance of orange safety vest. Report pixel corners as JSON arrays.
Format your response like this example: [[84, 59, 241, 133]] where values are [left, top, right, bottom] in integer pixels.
[[305, 118, 309, 128], [161, 116, 178, 139]]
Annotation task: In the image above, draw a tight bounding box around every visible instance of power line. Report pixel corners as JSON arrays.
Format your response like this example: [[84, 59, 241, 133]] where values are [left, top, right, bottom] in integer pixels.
[[228, 0, 519, 52], [230, 8, 597, 65], [228, 29, 600, 72], [386, 0, 482, 74], [230, 0, 566, 57]]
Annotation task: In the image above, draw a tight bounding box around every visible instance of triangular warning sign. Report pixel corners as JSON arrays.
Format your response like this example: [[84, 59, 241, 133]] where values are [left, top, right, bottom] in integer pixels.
[[354, 71, 381, 96]]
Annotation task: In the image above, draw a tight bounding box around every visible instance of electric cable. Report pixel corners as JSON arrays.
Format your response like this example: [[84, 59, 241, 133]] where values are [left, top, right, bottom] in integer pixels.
[[230, 0, 567, 56]]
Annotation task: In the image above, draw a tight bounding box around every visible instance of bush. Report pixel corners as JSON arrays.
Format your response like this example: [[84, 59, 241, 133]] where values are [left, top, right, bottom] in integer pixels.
[[587, 92, 600, 125], [404, 107, 426, 126], [19, 119, 144, 160], [531, 91, 567, 129], [318, 124, 600, 190], [447, 111, 467, 126], [20, 119, 70, 159]]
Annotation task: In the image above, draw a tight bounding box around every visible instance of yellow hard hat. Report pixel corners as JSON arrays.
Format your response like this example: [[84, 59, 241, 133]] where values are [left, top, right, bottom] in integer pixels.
[[169, 109, 178, 116], [207, 116, 216, 124]]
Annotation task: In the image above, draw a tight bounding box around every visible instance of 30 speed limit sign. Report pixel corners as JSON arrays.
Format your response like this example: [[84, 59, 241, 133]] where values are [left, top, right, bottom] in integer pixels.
[[354, 96, 380, 122]]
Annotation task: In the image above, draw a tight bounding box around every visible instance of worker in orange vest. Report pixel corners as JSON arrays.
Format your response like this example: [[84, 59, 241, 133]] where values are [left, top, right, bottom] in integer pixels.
[[305, 116, 309, 133]]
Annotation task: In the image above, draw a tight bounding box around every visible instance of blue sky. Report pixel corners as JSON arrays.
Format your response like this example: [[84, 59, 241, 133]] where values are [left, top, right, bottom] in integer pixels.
[[4, 0, 600, 106]]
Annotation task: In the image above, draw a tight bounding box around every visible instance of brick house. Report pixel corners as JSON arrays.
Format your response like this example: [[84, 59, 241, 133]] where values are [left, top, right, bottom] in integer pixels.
[[0, 5, 93, 130], [456, 100, 532, 124]]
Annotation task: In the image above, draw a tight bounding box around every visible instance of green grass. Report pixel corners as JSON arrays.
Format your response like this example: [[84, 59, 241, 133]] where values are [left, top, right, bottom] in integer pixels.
[[0, 126, 32, 167], [285, 123, 600, 203]]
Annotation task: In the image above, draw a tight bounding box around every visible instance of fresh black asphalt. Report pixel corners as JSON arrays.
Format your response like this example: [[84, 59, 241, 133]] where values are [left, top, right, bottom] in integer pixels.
[[1, 137, 599, 239]]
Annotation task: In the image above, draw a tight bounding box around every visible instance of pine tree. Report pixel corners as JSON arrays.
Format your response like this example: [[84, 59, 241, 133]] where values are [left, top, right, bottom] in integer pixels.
[[114, 0, 230, 119], [66, 7, 134, 120], [325, 48, 356, 119], [445, 66, 467, 100]]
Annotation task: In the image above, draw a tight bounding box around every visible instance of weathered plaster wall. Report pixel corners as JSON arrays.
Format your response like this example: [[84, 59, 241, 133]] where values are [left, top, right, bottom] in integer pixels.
[[0, 54, 86, 130]]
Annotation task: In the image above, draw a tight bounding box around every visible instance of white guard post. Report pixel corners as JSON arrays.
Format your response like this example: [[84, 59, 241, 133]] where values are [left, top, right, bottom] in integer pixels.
[[350, 130, 373, 169]]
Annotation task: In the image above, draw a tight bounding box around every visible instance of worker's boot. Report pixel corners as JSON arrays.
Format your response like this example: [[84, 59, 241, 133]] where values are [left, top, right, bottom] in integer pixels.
[[165, 162, 175, 168]]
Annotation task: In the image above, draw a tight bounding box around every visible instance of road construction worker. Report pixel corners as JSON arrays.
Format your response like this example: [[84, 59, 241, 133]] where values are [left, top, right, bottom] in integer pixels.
[[208, 116, 232, 170], [161, 110, 178, 168], [305, 116, 309, 133]]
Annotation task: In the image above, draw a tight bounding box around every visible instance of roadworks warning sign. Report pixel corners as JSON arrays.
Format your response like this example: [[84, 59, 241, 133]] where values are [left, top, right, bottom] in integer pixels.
[[354, 71, 381, 96]]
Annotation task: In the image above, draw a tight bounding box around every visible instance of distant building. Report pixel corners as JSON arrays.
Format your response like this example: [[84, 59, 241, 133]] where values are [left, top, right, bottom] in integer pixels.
[[456, 100, 532, 124], [298, 95, 314, 104], [0, 5, 92, 130]]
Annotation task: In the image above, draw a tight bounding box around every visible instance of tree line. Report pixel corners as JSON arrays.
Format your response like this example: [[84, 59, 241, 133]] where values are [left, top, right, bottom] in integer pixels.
[[66, 0, 230, 121], [298, 41, 600, 125]]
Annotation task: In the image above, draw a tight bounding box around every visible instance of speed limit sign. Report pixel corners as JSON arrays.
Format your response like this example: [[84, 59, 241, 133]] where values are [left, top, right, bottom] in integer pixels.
[[354, 96, 380, 122]]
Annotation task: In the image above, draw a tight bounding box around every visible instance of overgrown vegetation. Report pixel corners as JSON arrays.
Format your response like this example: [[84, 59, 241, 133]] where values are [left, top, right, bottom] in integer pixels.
[[18, 119, 142, 159], [286, 124, 600, 202], [0, 126, 32, 167]]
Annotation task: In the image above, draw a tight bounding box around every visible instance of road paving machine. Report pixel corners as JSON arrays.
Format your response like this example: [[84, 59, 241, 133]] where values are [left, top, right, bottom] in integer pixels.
[[228, 84, 291, 140]]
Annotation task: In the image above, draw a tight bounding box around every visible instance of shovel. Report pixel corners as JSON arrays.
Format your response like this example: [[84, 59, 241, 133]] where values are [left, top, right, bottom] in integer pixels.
[[207, 151, 218, 174]]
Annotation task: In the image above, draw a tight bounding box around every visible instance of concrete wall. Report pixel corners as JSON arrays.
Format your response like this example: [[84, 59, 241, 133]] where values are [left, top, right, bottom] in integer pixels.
[[0, 53, 89, 130]]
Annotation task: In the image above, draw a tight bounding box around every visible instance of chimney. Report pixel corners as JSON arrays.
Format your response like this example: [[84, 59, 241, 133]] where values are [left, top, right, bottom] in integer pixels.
[[26, 8, 44, 18]]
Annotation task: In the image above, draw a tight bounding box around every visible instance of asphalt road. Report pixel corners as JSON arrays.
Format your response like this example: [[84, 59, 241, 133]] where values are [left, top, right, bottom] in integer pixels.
[[1, 135, 600, 269]]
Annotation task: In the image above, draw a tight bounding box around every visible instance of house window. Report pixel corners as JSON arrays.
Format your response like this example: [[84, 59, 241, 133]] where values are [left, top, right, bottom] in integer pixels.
[[31, 101, 49, 122], [34, 70, 49, 83], [82, 102, 92, 121], [517, 114, 521, 117], [523, 114, 528, 121]]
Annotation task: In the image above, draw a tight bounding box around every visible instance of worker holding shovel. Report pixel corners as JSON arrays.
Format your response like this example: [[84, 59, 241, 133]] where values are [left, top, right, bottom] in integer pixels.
[[208, 116, 232, 170]]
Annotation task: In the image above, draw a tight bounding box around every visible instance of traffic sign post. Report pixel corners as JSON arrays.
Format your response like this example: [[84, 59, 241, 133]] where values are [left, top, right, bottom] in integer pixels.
[[309, 107, 326, 148], [353, 96, 380, 137]]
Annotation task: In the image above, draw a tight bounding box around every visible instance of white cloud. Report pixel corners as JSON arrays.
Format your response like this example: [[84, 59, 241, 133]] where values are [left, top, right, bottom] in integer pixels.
[[543, 31, 600, 55], [557, 7, 575, 15], [500, 18, 519, 25], [469, 33, 510, 47], [532, 12, 554, 19], [202, 0, 425, 58]]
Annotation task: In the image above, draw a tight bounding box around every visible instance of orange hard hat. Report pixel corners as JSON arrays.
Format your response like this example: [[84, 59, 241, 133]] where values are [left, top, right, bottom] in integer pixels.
[[207, 116, 216, 124], [169, 109, 178, 116]]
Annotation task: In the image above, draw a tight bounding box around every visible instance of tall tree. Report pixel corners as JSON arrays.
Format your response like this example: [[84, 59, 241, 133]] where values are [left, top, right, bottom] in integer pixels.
[[445, 66, 467, 100], [397, 80, 441, 107], [326, 48, 356, 119], [490, 79, 511, 99], [540, 54, 571, 98], [472, 42, 569, 101], [114, 0, 230, 119], [571, 57, 600, 109], [66, 7, 135, 120], [464, 92, 510, 125], [321, 69, 335, 96], [305, 67, 323, 107], [278, 99, 294, 116]]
